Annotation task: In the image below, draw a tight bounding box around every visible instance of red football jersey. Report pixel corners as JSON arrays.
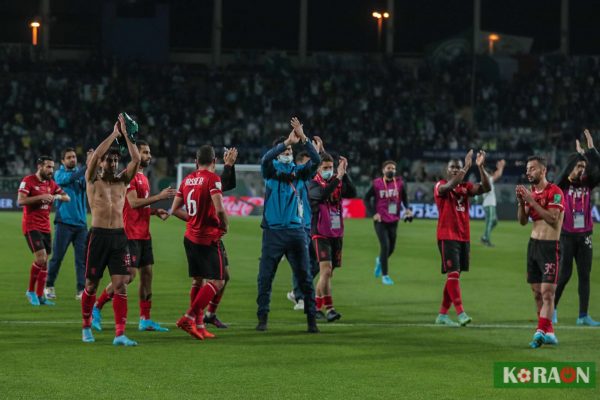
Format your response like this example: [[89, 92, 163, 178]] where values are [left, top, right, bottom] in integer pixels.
[[526, 183, 565, 221], [434, 180, 474, 242], [177, 169, 223, 246], [18, 174, 63, 234], [123, 172, 151, 240]]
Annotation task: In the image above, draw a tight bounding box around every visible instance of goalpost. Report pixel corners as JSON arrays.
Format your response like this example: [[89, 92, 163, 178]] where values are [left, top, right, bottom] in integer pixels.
[[176, 163, 265, 216], [176, 163, 262, 190]]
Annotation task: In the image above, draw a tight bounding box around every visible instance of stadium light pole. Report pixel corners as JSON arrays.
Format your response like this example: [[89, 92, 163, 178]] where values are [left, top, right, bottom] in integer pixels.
[[372, 11, 390, 52], [560, 0, 569, 55], [299, 0, 308, 65], [385, 0, 395, 56], [30, 21, 40, 46], [212, 0, 223, 67], [488, 33, 500, 55]]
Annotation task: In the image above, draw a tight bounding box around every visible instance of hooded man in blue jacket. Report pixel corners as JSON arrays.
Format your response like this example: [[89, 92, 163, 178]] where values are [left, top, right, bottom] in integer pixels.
[[45, 147, 92, 300], [256, 117, 320, 333]]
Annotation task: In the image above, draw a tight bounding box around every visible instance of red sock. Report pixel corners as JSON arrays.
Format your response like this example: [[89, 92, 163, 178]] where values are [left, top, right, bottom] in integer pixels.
[[446, 271, 464, 315], [316, 296, 324, 310], [186, 283, 218, 318], [113, 293, 128, 337], [35, 269, 47, 297], [207, 287, 224, 314], [536, 317, 553, 333], [140, 300, 151, 320], [95, 288, 113, 310], [439, 284, 452, 314], [323, 295, 333, 311], [28, 263, 41, 292], [190, 285, 201, 307], [81, 289, 96, 328]]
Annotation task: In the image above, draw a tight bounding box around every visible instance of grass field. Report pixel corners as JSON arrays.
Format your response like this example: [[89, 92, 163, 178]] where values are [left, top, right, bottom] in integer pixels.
[[0, 212, 599, 399]]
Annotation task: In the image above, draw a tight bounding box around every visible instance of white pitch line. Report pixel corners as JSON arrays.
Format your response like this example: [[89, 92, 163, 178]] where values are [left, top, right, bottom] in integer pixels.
[[0, 320, 596, 331]]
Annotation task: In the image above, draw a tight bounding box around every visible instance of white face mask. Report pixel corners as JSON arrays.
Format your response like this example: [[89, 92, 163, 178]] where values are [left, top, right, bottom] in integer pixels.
[[277, 154, 293, 164], [320, 170, 333, 180]]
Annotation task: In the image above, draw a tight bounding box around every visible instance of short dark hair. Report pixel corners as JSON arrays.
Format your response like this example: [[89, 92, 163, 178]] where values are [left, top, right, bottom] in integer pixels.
[[37, 155, 53, 166], [136, 140, 149, 149], [196, 145, 216, 165], [320, 152, 334, 164], [273, 136, 287, 147], [448, 158, 462, 165], [527, 155, 547, 168], [382, 160, 397, 169], [61, 147, 76, 160], [101, 147, 121, 161], [295, 151, 310, 163]]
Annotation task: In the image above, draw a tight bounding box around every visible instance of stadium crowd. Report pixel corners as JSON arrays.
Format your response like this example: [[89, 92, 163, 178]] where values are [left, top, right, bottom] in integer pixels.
[[2, 52, 600, 182]]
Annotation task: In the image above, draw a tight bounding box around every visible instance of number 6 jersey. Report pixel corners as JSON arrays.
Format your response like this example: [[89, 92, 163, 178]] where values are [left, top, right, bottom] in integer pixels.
[[176, 169, 223, 245]]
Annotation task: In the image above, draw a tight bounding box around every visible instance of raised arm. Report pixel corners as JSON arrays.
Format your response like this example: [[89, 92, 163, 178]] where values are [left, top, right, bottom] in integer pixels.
[[468, 151, 491, 196], [86, 122, 121, 182], [492, 159, 506, 181], [118, 114, 141, 183], [291, 117, 320, 178], [437, 150, 473, 196], [582, 130, 600, 187], [517, 185, 561, 228], [221, 148, 238, 191], [261, 130, 298, 178]]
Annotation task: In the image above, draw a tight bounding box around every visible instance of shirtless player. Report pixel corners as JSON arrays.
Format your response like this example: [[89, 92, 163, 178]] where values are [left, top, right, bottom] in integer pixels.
[[80, 114, 141, 346], [517, 155, 565, 348]]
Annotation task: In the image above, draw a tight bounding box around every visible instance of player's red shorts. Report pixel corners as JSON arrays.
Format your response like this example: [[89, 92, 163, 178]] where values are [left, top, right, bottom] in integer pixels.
[[438, 240, 470, 274], [312, 236, 343, 268], [527, 239, 560, 284], [24, 230, 52, 254], [85, 228, 132, 280], [184, 238, 225, 280]]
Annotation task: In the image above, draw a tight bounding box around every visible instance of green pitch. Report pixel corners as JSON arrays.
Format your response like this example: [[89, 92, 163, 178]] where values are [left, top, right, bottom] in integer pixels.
[[0, 212, 598, 399]]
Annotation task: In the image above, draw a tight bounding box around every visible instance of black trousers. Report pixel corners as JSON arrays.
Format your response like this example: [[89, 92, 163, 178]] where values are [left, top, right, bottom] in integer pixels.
[[555, 233, 593, 315], [374, 221, 398, 276]]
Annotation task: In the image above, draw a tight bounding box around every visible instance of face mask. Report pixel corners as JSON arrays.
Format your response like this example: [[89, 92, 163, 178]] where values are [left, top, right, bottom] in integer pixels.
[[320, 170, 333, 180], [385, 171, 395, 179], [277, 154, 293, 164]]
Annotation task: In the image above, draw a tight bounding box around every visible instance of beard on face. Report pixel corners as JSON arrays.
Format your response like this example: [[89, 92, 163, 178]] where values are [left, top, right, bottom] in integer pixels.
[[140, 159, 150, 168]]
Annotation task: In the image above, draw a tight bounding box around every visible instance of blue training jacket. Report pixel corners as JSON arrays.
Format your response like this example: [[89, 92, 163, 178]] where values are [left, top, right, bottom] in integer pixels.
[[53, 165, 87, 227], [261, 141, 320, 230]]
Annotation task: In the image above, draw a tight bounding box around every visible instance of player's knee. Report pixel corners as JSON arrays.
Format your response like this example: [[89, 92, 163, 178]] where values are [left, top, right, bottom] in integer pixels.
[[85, 280, 99, 294], [208, 280, 224, 291], [192, 278, 202, 287], [447, 271, 460, 279], [35, 257, 47, 268], [113, 282, 127, 294], [541, 290, 554, 304]]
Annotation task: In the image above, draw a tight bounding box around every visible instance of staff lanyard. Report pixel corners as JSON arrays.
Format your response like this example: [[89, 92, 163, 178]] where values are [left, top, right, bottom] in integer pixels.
[[382, 178, 398, 204], [571, 185, 587, 214]]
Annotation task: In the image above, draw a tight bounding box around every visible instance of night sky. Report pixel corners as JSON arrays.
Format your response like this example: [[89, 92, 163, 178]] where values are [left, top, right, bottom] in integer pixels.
[[1, 0, 600, 54]]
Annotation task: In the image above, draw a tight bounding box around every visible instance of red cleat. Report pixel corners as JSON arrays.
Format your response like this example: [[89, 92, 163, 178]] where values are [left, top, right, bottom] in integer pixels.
[[197, 327, 215, 339], [176, 316, 204, 340]]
